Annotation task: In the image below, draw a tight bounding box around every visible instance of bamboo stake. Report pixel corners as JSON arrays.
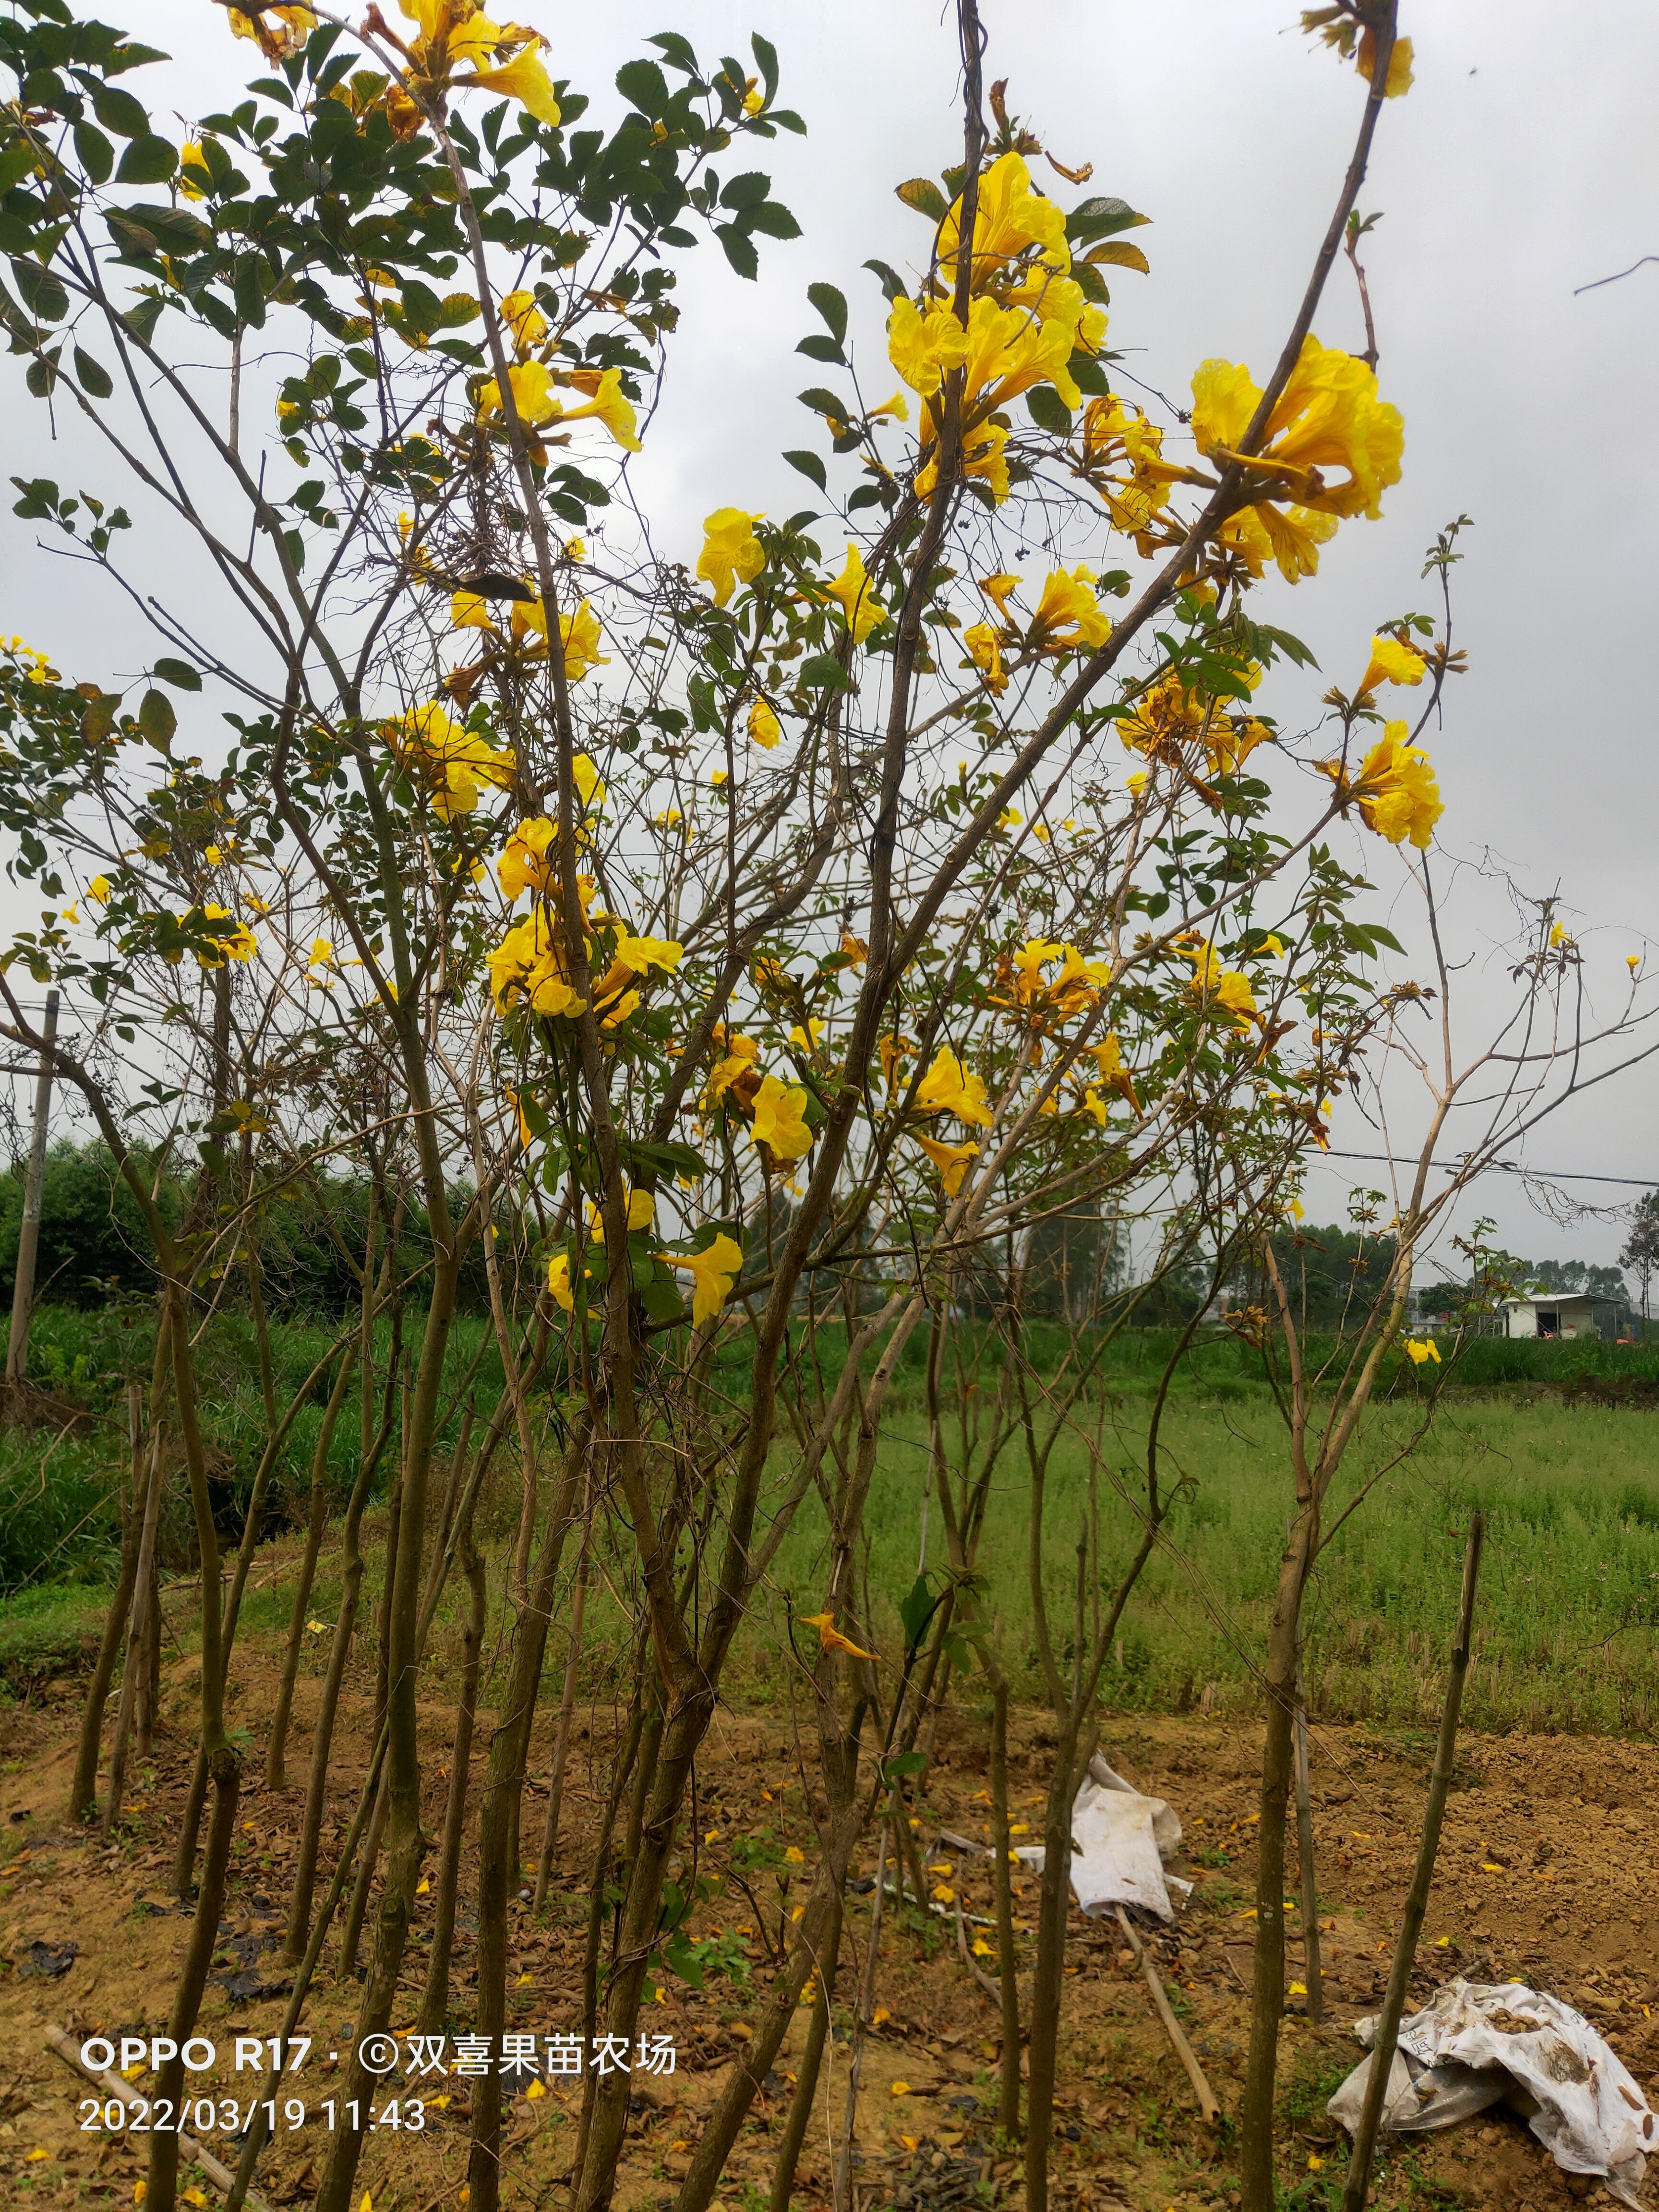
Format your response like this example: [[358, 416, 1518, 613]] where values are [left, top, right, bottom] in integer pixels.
[[1339, 1512, 1484, 2212], [1114, 1906, 1220, 2125], [46, 2025, 269, 2210], [1293, 1660, 1323, 2024]]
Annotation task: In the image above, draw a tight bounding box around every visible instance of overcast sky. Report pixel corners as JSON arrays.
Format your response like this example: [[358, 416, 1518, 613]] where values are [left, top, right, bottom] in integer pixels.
[[4, 0, 1656, 1278]]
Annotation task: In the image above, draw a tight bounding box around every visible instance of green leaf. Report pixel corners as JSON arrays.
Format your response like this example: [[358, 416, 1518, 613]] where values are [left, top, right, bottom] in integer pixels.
[[615, 58, 669, 115], [1026, 384, 1073, 434], [153, 657, 202, 691], [797, 653, 850, 690], [897, 1572, 935, 1651], [883, 1749, 927, 1781], [720, 169, 771, 211], [807, 280, 847, 346], [863, 257, 907, 303], [12, 261, 69, 323], [716, 225, 758, 280], [896, 176, 949, 224], [72, 121, 114, 184], [782, 449, 826, 493], [794, 334, 843, 364], [92, 84, 152, 138], [25, 355, 58, 399], [72, 347, 113, 398], [115, 135, 179, 186], [137, 687, 176, 746], [1066, 194, 1150, 244], [746, 201, 800, 240], [751, 31, 779, 104], [797, 387, 850, 421]]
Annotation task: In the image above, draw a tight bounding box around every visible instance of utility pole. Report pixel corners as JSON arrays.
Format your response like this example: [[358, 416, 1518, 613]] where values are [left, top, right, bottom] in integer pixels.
[[6, 988, 60, 1392]]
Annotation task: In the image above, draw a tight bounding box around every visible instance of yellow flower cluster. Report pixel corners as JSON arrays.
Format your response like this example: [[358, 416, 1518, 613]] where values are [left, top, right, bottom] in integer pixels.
[[475, 361, 640, 453], [962, 568, 1111, 692], [1345, 725, 1443, 850], [1190, 335, 1404, 582], [383, 0, 562, 134], [1118, 670, 1272, 781], [391, 701, 514, 819], [450, 588, 609, 683], [886, 153, 1106, 506]]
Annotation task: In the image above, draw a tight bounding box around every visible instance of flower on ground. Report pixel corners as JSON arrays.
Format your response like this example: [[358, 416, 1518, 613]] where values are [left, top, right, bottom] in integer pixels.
[[698, 509, 766, 607]]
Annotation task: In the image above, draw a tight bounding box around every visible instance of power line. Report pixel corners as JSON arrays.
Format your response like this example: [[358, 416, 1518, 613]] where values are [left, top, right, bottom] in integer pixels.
[[1322, 1149, 1652, 1190]]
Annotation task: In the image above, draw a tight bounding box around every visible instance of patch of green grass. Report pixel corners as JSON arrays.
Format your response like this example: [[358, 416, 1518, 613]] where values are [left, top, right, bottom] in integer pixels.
[[0, 1578, 110, 1694]]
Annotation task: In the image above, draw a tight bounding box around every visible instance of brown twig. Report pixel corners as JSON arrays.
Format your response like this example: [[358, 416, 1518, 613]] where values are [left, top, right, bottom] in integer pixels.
[[46, 2024, 270, 2209], [1114, 1907, 1220, 2126]]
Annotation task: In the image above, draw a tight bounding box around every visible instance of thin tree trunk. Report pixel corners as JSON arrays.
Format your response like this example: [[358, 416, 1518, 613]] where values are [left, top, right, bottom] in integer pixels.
[[1293, 1661, 1323, 2025], [267, 1348, 357, 1791], [990, 1671, 1022, 2138], [768, 1894, 842, 2212], [418, 1480, 485, 2035], [532, 1514, 589, 1910], [338, 1767, 391, 1981], [833, 1815, 891, 2212], [145, 1749, 240, 2212], [464, 1441, 584, 2212], [69, 1344, 168, 1821], [102, 1429, 164, 1837], [1340, 1516, 1484, 2212], [137, 1540, 160, 1759]]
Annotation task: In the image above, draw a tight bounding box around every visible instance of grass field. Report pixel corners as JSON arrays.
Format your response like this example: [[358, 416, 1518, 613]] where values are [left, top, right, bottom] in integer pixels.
[[3, 1305, 1658, 1737]]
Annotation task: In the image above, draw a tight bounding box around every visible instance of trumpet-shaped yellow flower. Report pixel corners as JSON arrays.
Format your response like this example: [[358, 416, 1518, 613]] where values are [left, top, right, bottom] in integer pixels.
[[1191, 335, 1403, 582], [937, 151, 1070, 294], [828, 543, 881, 644], [750, 1073, 814, 1162], [392, 702, 514, 819], [509, 597, 609, 683], [88, 875, 111, 903], [1027, 567, 1111, 655], [195, 903, 257, 968], [698, 509, 766, 607], [660, 1231, 745, 1326], [748, 696, 781, 748], [477, 359, 557, 425], [451, 587, 497, 632], [559, 365, 642, 452], [498, 816, 558, 900], [1358, 634, 1426, 694], [1326, 722, 1443, 850], [886, 297, 971, 401], [179, 140, 207, 200], [488, 910, 586, 1018], [227, 4, 314, 59], [962, 622, 1007, 694], [913, 1046, 993, 1128], [1118, 670, 1272, 781], [1357, 28, 1414, 97], [916, 1134, 979, 1196], [1182, 942, 1258, 1029], [705, 1032, 760, 1106], [500, 288, 548, 355], [1405, 1336, 1441, 1365], [798, 1611, 877, 1661]]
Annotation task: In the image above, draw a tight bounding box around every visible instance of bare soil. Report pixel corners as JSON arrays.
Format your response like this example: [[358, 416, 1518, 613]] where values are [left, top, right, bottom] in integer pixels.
[[0, 1643, 1655, 2211]]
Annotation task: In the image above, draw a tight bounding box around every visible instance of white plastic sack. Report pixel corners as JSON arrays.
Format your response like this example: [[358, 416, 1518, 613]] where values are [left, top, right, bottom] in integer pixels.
[[1328, 1980, 1657, 2209], [1014, 1754, 1185, 1923]]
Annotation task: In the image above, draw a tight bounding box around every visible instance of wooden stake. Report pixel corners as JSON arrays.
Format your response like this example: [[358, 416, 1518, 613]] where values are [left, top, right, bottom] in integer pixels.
[[1339, 1512, 1484, 2212], [46, 2025, 270, 2208], [1115, 1906, 1220, 2125], [1293, 1661, 1323, 2024]]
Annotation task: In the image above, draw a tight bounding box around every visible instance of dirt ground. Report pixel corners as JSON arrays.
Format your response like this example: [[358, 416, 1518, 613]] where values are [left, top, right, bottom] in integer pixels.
[[0, 1644, 1656, 2211]]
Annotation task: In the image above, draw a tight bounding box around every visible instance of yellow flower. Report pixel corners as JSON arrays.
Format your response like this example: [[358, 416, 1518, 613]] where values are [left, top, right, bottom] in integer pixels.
[[913, 1046, 993, 1128], [828, 543, 880, 643], [798, 1611, 877, 1661], [748, 696, 782, 748], [1359, 634, 1426, 694], [547, 1252, 594, 1314], [558, 365, 642, 452], [962, 622, 1006, 694], [498, 815, 558, 900], [784, 1844, 805, 1863], [1333, 723, 1443, 849], [1182, 942, 1258, 1029], [697, 508, 766, 606], [1027, 567, 1111, 654], [500, 288, 548, 354], [451, 587, 497, 632], [1357, 28, 1414, 97], [750, 1072, 814, 1162], [477, 359, 557, 425], [195, 903, 258, 968], [226, 4, 314, 59], [886, 296, 971, 400], [457, 38, 562, 126], [179, 140, 207, 200], [916, 1134, 979, 1196], [392, 701, 514, 819], [1191, 335, 1403, 582], [1405, 1337, 1442, 1366], [890, 2081, 912, 2098], [489, 910, 586, 1018], [1117, 670, 1272, 780], [89, 875, 111, 902], [937, 150, 1070, 294], [659, 1230, 745, 1326]]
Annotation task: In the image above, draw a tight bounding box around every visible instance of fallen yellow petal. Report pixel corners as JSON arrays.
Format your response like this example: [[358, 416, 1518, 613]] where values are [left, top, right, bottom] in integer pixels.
[[416, 1877, 431, 1895], [27, 2149, 50, 2163], [890, 2080, 911, 2096], [527, 2079, 546, 2099], [873, 2006, 890, 2025]]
